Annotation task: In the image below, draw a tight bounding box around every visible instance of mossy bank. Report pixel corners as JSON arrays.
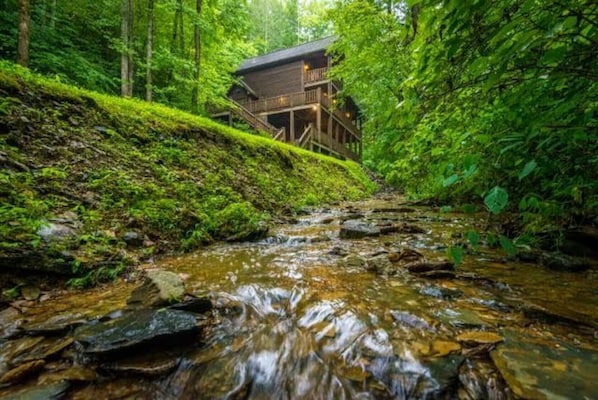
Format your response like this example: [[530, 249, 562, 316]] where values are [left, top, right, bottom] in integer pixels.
[[0, 63, 375, 288]]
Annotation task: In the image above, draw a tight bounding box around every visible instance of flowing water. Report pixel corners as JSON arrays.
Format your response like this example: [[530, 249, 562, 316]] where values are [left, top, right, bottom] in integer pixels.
[[1, 195, 597, 399]]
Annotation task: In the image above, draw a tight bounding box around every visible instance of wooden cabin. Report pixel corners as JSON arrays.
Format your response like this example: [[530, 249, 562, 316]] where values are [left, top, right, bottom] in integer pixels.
[[214, 37, 363, 162]]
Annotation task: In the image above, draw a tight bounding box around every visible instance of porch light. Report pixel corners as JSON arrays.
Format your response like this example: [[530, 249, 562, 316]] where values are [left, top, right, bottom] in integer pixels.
[[345, 112, 351, 118], [312, 105, 317, 111], [304, 64, 309, 70]]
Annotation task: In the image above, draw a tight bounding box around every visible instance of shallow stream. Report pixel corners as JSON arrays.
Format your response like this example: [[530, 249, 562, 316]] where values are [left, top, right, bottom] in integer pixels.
[[1, 195, 597, 399]]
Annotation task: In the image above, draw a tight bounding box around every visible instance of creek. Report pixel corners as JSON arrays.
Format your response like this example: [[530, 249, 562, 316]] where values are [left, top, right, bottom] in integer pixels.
[[1, 194, 597, 399]]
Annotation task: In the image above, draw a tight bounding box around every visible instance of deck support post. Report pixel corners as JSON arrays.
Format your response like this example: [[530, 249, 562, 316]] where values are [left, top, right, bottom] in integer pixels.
[[290, 110, 295, 143], [316, 88, 322, 153]]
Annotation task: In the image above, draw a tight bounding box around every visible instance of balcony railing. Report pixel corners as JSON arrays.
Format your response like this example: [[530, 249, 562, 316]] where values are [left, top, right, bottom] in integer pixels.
[[304, 67, 328, 84], [238, 90, 320, 114]]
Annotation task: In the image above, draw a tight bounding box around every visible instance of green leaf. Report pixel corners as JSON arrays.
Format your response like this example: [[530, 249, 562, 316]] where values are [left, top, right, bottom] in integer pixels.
[[499, 235, 516, 256], [518, 160, 537, 180], [463, 164, 477, 178], [442, 174, 459, 187], [447, 246, 464, 266], [484, 186, 509, 214], [466, 231, 479, 250]]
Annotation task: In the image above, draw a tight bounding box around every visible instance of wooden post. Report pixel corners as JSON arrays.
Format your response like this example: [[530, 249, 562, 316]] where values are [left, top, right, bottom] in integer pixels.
[[290, 110, 295, 143], [327, 110, 333, 141], [359, 138, 363, 159], [316, 88, 322, 152]]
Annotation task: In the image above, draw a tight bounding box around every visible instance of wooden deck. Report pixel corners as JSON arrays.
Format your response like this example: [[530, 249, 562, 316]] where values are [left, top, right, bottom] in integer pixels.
[[237, 88, 360, 140]]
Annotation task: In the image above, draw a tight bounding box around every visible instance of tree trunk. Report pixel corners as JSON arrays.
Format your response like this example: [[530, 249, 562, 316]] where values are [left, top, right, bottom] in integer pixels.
[[50, 0, 57, 29], [121, 0, 133, 97], [17, 0, 30, 67], [146, 0, 154, 102], [172, 0, 184, 56], [191, 0, 202, 113], [127, 0, 134, 95], [178, 0, 184, 56]]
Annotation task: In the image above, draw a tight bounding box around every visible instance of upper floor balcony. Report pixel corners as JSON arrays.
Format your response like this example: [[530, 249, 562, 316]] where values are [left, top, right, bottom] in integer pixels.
[[304, 66, 329, 85]]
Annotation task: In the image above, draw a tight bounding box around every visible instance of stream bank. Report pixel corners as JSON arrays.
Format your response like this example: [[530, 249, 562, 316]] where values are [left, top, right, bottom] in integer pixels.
[[1, 194, 596, 399], [0, 66, 374, 288]]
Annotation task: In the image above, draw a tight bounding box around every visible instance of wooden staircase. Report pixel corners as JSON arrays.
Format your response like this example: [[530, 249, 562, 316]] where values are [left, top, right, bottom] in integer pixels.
[[226, 99, 285, 141], [296, 123, 314, 150]]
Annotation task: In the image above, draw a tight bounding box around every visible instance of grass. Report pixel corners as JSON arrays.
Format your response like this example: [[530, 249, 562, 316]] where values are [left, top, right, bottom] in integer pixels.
[[0, 61, 376, 286]]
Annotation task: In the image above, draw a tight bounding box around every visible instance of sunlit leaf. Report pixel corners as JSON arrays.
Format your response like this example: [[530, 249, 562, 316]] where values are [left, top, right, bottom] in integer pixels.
[[518, 160, 537, 180], [442, 174, 459, 187], [484, 186, 508, 214]]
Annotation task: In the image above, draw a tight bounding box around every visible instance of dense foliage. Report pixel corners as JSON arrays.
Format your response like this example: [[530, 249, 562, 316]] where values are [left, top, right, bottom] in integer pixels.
[[0, 0, 252, 112], [331, 0, 597, 236], [0, 0, 334, 112]]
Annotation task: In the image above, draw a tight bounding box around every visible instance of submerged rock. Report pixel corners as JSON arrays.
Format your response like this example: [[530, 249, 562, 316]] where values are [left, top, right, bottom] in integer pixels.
[[74, 309, 199, 356], [404, 260, 454, 274], [127, 269, 185, 308], [390, 310, 433, 331], [458, 359, 508, 400], [456, 331, 503, 346], [168, 295, 212, 314], [388, 248, 424, 263], [37, 366, 97, 384], [419, 286, 462, 300], [419, 270, 456, 279], [423, 355, 464, 397], [0, 360, 45, 385], [101, 352, 179, 377], [540, 252, 590, 272], [365, 254, 396, 275], [0, 381, 70, 400], [436, 308, 486, 329], [490, 331, 598, 399], [337, 254, 367, 269], [22, 313, 87, 336], [339, 220, 380, 239], [431, 341, 461, 357]]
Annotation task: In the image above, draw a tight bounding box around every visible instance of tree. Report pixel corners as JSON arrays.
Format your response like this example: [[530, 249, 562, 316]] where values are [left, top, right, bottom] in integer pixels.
[[146, 0, 154, 102], [17, 0, 30, 66], [121, 0, 134, 97], [298, 0, 333, 42], [191, 0, 202, 113]]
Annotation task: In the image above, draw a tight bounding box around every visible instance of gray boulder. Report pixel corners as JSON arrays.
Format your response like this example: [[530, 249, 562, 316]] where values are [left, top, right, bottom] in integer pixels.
[[339, 220, 380, 239]]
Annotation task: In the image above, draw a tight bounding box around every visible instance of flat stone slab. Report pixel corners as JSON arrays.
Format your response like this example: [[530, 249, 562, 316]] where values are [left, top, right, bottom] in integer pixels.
[[74, 309, 198, 356], [127, 269, 185, 308], [339, 220, 380, 239], [491, 330, 598, 399]]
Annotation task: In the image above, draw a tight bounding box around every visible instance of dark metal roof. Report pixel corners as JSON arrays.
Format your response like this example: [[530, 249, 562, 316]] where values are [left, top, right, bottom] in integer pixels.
[[238, 36, 335, 73]]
